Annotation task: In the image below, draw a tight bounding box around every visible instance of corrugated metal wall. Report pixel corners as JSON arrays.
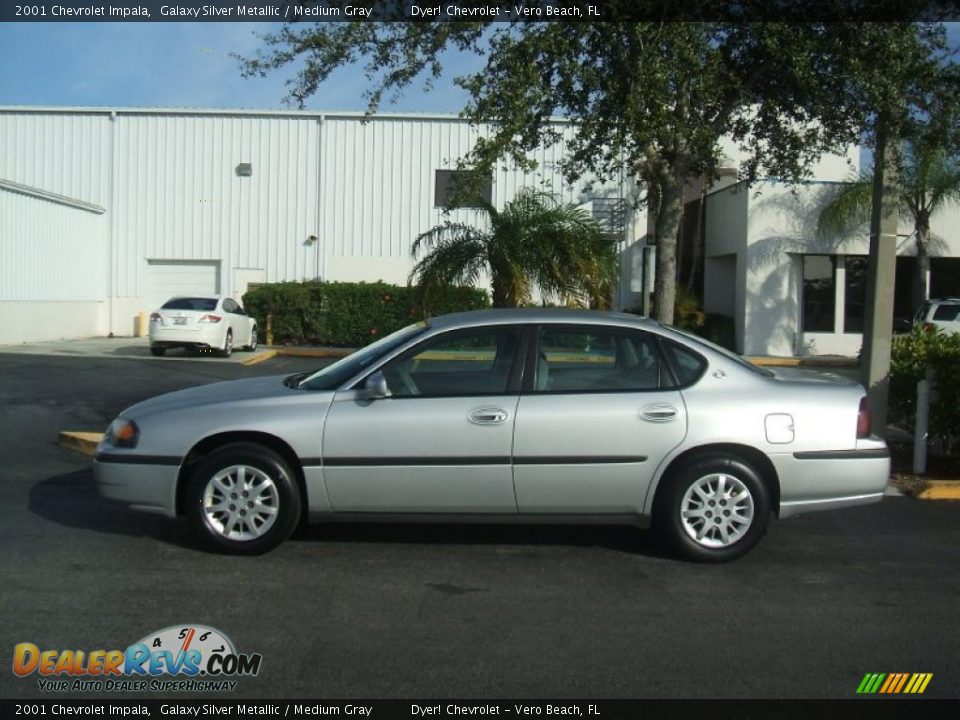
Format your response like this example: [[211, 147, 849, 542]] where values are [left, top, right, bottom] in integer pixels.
[[0, 190, 106, 302], [0, 108, 622, 317], [113, 113, 320, 297]]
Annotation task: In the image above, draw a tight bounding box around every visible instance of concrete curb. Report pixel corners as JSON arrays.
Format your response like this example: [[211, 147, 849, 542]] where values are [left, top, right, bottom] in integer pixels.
[[916, 481, 960, 501], [58, 431, 103, 457], [241, 347, 353, 366]]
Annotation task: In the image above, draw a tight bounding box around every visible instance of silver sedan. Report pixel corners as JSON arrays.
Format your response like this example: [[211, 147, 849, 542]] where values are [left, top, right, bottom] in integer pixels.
[[95, 309, 890, 561]]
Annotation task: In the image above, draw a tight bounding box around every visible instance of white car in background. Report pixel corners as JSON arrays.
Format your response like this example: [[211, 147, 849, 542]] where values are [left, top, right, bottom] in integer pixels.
[[914, 298, 960, 335], [148, 296, 258, 358]]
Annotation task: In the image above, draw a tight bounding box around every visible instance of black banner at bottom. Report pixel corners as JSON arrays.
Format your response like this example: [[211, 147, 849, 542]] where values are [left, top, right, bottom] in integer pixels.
[[2, 699, 959, 720]]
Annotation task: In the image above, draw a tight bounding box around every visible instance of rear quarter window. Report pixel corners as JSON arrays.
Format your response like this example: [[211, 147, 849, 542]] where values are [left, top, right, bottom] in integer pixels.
[[662, 341, 708, 388]]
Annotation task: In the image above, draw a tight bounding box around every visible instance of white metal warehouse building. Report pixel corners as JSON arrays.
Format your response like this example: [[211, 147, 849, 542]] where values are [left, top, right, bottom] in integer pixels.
[[0, 106, 636, 345], [2, 105, 958, 355]]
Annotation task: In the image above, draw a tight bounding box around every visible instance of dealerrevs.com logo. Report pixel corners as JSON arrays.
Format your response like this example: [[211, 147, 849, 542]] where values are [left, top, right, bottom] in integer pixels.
[[13, 624, 261, 693]]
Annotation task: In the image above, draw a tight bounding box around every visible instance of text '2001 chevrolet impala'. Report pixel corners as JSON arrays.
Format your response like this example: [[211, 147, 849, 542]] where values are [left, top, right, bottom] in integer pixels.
[[94, 309, 889, 561]]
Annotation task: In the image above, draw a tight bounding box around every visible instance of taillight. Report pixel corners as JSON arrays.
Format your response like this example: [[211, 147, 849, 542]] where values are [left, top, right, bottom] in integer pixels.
[[150, 312, 162, 323], [199, 314, 222, 323], [857, 396, 871, 438], [923, 322, 936, 333]]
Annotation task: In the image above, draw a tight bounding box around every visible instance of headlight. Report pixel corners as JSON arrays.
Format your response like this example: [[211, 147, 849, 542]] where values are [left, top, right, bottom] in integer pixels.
[[105, 418, 140, 448]]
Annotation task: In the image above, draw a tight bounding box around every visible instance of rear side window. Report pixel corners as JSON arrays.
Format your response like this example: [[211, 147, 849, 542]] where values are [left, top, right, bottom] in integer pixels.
[[661, 340, 708, 388], [932, 304, 960, 321], [161, 298, 218, 311], [534, 326, 667, 393]]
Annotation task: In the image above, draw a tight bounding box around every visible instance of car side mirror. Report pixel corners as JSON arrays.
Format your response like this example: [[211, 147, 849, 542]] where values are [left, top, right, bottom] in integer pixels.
[[361, 372, 389, 400]]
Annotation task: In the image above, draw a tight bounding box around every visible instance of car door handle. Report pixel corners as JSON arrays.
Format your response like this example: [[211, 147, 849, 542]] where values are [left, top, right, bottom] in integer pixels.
[[469, 408, 509, 425], [640, 404, 678, 422]]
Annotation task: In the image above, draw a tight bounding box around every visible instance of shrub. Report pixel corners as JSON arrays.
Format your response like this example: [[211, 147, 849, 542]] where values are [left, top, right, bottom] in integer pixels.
[[242, 281, 489, 347], [889, 326, 960, 450]]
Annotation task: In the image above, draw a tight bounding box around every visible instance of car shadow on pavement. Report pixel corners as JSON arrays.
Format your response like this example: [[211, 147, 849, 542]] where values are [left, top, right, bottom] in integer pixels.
[[28, 468, 194, 548], [294, 520, 669, 557]]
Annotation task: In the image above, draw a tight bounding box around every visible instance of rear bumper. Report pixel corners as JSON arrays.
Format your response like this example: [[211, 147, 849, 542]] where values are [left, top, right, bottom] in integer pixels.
[[772, 438, 890, 518], [149, 325, 222, 347], [94, 450, 180, 518]]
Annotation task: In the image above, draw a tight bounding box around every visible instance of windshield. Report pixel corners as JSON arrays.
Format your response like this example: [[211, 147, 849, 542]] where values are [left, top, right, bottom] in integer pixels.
[[298, 323, 429, 391], [658, 324, 774, 378]]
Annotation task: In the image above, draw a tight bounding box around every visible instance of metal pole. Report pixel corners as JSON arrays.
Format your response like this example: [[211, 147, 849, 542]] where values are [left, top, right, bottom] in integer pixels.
[[860, 121, 900, 438], [913, 367, 931, 475]]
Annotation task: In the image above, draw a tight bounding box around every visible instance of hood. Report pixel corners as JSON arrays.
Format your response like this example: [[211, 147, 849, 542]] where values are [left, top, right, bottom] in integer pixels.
[[123, 374, 298, 418]]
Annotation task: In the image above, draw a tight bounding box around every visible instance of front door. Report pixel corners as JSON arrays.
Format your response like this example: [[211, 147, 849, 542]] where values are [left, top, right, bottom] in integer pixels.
[[322, 326, 523, 513]]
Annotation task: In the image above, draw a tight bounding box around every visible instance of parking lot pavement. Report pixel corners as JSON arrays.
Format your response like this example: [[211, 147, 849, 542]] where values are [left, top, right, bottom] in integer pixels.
[[1, 353, 959, 700], [0, 336, 274, 364]]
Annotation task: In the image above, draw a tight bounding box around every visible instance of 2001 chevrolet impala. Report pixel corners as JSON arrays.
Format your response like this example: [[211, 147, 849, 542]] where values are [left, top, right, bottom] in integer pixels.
[[95, 309, 889, 561]]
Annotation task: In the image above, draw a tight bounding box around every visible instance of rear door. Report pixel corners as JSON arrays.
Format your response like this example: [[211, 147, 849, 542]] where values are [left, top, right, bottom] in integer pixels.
[[321, 325, 524, 513], [512, 324, 688, 514]]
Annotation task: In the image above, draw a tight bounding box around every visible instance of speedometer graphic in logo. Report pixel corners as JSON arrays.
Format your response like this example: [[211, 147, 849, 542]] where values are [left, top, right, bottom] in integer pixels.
[[131, 624, 235, 675]]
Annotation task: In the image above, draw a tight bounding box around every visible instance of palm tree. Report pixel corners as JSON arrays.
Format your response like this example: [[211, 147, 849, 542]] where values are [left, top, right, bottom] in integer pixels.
[[410, 189, 619, 310], [817, 142, 960, 312]]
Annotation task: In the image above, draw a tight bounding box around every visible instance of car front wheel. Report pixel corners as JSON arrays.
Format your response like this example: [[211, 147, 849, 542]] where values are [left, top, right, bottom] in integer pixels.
[[185, 443, 301, 554], [149, 346, 166, 357], [655, 455, 770, 562]]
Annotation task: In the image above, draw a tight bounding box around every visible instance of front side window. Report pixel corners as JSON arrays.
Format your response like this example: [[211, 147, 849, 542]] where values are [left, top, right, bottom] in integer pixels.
[[300, 324, 428, 391], [534, 326, 665, 393], [382, 328, 520, 397]]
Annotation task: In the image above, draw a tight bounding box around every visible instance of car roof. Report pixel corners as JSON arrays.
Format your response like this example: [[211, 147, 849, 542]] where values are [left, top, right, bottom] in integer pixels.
[[426, 308, 657, 330]]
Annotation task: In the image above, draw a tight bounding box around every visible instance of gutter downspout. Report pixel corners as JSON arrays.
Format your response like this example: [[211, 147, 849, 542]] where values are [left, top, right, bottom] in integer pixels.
[[316, 114, 326, 282], [108, 110, 117, 337]]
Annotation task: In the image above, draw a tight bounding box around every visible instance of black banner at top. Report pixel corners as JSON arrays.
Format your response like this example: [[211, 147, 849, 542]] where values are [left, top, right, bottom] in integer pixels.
[[1, 0, 959, 23]]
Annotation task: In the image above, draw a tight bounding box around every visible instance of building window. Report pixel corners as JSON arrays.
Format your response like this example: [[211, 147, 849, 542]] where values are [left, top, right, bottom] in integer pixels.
[[434, 170, 493, 208], [802, 255, 835, 332], [843, 256, 869, 333]]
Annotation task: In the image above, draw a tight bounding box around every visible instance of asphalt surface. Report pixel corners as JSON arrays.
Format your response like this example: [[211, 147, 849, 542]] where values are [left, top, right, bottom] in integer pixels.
[[1, 351, 959, 700]]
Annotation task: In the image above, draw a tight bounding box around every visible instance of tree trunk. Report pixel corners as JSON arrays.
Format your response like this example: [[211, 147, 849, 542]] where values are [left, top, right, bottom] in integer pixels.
[[653, 175, 684, 325], [913, 212, 931, 312]]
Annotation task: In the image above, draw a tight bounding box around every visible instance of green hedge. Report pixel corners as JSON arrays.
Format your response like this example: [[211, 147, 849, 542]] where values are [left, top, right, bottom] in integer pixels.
[[242, 281, 489, 347], [890, 326, 960, 447]]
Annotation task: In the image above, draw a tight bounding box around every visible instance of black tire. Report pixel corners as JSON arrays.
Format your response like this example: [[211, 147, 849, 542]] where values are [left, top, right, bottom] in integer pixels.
[[219, 329, 233, 358], [150, 346, 166, 357], [654, 454, 770, 563], [243, 325, 258, 352], [184, 442, 301, 555]]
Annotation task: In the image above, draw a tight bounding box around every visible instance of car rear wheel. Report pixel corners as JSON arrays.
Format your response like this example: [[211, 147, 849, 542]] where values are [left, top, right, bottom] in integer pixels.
[[655, 455, 770, 562], [149, 346, 166, 357], [185, 442, 301, 555], [243, 325, 258, 352], [219, 329, 233, 358]]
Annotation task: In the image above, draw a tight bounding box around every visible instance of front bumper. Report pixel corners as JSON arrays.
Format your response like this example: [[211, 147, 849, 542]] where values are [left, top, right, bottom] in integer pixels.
[[94, 450, 180, 518], [772, 437, 890, 518]]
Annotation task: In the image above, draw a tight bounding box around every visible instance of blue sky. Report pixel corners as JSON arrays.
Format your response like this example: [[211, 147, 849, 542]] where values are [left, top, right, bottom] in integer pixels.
[[0, 22, 480, 112], [0, 22, 957, 113]]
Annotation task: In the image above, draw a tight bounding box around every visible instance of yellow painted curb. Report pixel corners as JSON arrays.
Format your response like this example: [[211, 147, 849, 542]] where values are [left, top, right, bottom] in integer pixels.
[[240, 349, 279, 366], [916, 481, 960, 500], [58, 431, 103, 457], [241, 347, 353, 366], [747, 356, 858, 368]]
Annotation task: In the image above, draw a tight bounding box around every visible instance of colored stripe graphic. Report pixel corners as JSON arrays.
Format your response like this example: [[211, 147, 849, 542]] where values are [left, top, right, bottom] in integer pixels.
[[857, 673, 932, 694]]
